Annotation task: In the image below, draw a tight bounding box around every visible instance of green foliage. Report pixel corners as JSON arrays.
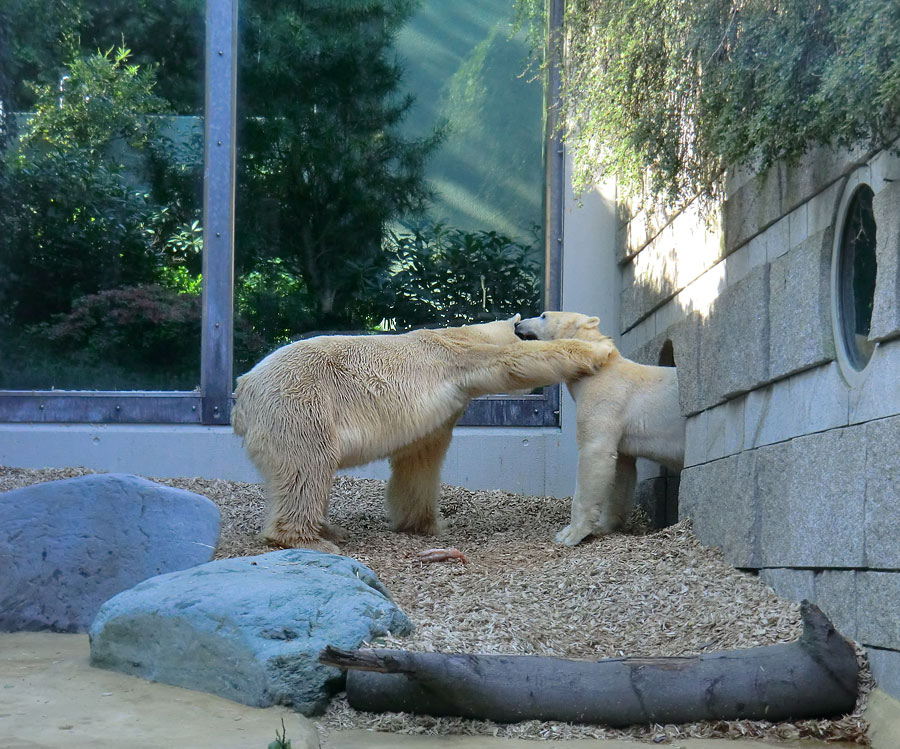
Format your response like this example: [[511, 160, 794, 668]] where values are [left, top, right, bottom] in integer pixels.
[[377, 224, 542, 328], [267, 718, 292, 749], [518, 0, 900, 209], [0, 48, 178, 327], [3, 0, 204, 113]]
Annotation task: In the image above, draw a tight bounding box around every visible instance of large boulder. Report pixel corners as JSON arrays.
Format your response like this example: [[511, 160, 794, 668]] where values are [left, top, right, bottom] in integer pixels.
[[89, 549, 413, 715], [0, 473, 220, 633]]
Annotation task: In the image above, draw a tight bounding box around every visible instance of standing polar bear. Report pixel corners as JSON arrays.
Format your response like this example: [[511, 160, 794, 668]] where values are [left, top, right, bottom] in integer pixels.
[[515, 311, 685, 546], [232, 315, 614, 551]]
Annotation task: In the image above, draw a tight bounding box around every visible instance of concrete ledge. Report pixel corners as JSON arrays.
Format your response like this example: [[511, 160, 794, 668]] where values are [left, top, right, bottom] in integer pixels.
[[0, 422, 579, 499]]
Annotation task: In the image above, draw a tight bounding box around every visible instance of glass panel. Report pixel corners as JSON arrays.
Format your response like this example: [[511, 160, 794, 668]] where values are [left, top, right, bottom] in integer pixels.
[[233, 0, 546, 378], [838, 184, 877, 370], [0, 3, 204, 391]]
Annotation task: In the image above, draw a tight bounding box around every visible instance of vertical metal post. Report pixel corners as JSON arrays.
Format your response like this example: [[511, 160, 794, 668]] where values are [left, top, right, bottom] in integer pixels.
[[201, 0, 237, 425], [544, 0, 564, 313]]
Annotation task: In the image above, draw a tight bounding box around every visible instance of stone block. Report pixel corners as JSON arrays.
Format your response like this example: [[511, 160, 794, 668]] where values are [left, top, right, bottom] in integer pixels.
[[679, 451, 760, 567], [0, 473, 220, 633], [725, 244, 750, 286], [748, 233, 767, 268], [743, 363, 849, 449], [697, 264, 770, 409], [768, 228, 836, 379], [669, 312, 704, 416], [788, 202, 809, 249], [849, 339, 900, 423], [781, 142, 872, 212], [764, 215, 791, 262], [704, 396, 745, 461], [760, 427, 866, 567], [723, 166, 782, 255], [759, 568, 815, 603], [857, 572, 900, 651], [867, 648, 900, 702], [625, 329, 669, 367], [90, 549, 413, 715], [619, 315, 655, 357], [683, 411, 707, 468], [871, 181, 900, 342], [814, 570, 859, 641], [807, 180, 842, 238], [865, 415, 900, 568]]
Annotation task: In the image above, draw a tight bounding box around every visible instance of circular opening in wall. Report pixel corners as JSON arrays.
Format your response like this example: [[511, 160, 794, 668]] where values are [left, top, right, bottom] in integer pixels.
[[833, 180, 878, 379]]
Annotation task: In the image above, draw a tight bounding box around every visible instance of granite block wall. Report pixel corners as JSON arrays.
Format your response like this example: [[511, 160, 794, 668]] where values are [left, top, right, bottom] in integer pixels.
[[619, 142, 900, 699]]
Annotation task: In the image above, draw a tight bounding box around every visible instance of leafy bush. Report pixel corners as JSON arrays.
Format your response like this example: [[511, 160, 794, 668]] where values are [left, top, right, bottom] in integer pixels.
[[374, 224, 542, 329], [0, 48, 172, 327], [34, 285, 201, 373]]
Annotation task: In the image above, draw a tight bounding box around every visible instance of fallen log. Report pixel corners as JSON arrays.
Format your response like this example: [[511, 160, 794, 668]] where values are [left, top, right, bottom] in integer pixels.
[[319, 601, 858, 726]]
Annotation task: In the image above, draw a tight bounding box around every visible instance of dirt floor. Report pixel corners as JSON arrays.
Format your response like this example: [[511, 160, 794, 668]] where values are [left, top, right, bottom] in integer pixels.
[[0, 466, 874, 744]]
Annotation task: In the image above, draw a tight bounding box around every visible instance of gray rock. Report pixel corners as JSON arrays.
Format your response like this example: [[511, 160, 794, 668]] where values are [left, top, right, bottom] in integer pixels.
[[0, 473, 220, 633], [89, 549, 413, 715]]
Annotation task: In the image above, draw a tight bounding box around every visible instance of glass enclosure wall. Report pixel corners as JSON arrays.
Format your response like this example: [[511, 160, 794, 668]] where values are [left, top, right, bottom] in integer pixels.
[[233, 0, 547, 377], [0, 3, 205, 392], [0, 0, 558, 426]]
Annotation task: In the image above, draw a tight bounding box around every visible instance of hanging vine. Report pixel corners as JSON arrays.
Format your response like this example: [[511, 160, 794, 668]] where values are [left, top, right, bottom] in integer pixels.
[[516, 0, 900, 210]]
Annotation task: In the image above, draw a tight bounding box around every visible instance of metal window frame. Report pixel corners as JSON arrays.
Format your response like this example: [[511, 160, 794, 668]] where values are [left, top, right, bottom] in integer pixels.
[[0, 0, 564, 428]]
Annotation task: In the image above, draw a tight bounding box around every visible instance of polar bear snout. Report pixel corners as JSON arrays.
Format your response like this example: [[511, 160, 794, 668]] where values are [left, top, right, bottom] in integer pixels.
[[514, 318, 544, 340]]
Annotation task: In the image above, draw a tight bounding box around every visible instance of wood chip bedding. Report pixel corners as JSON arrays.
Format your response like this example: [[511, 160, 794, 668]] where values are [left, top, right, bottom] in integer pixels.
[[0, 466, 872, 744]]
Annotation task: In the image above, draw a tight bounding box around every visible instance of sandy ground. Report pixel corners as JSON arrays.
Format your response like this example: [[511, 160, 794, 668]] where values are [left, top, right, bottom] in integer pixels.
[[0, 466, 874, 744]]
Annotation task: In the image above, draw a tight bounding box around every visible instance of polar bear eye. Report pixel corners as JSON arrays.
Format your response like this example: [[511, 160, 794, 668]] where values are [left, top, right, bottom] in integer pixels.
[[540, 312, 547, 319]]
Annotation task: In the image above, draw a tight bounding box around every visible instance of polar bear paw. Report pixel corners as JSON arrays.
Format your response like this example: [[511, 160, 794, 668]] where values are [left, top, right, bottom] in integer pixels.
[[554, 524, 590, 546], [264, 529, 340, 554]]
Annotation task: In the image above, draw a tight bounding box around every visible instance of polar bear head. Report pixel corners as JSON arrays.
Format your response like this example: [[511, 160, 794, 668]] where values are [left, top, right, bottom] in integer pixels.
[[514, 310, 603, 342]]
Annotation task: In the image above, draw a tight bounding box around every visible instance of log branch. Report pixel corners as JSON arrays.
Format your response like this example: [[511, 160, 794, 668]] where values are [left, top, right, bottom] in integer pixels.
[[319, 602, 858, 726]]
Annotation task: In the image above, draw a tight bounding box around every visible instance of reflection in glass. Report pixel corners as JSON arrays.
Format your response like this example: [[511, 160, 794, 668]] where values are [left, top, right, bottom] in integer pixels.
[[0, 5, 204, 390], [233, 0, 546, 374]]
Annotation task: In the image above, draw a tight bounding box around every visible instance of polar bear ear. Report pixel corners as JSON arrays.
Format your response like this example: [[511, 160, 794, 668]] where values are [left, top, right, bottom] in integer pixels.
[[582, 316, 600, 329], [509, 313, 522, 323]]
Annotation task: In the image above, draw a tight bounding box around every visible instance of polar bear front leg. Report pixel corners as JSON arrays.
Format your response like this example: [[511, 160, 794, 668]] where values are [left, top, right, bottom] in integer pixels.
[[386, 424, 455, 536], [555, 441, 619, 546]]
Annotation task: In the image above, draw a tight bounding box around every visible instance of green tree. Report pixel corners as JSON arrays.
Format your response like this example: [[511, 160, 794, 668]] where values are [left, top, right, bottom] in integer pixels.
[[236, 0, 444, 330]]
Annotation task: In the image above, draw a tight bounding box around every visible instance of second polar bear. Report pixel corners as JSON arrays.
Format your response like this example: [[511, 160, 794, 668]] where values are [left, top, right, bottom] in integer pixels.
[[515, 311, 685, 545], [232, 315, 614, 551]]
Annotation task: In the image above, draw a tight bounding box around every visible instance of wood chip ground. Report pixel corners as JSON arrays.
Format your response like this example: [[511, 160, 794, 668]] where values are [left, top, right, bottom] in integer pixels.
[[0, 466, 873, 744]]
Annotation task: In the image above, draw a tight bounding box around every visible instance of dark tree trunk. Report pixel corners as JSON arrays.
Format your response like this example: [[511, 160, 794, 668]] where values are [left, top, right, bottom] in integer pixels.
[[320, 602, 858, 727]]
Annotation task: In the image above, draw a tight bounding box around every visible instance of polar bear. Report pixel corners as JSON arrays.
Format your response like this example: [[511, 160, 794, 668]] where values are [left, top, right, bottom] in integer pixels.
[[515, 311, 685, 545], [232, 315, 614, 551]]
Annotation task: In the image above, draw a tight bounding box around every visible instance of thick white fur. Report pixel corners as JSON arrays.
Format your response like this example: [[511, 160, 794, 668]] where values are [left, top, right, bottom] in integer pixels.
[[515, 311, 685, 546], [232, 315, 614, 551]]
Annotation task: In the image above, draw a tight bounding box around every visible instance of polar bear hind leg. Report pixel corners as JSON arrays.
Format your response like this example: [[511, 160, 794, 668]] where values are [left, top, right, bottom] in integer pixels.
[[257, 439, 340, 552], [386, 423, 455, 535]]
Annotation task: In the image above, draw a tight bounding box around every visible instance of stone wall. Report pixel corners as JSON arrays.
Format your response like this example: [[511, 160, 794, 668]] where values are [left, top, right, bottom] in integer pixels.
[[618, 142, 900, 699]]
